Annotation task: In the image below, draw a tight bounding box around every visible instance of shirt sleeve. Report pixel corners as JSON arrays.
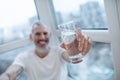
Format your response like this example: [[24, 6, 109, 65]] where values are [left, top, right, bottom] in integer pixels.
[[12, 53, 26, 70], [56, 46, 67, 63]]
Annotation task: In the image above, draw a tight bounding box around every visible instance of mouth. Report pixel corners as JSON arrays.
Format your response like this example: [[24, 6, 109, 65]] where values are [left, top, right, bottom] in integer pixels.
[[37, 40, 48, 47]]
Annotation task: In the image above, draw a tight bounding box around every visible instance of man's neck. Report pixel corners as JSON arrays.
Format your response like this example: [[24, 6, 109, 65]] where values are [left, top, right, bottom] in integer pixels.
[[35, 47, 50, 58]]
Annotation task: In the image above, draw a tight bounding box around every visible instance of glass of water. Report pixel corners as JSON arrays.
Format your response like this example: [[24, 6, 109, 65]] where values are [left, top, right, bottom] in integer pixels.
[[58, 21, 84, 62]]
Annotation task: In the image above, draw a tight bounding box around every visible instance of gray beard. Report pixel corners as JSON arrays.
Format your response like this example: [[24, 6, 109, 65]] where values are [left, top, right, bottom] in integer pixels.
[[36, 46, 49, 53]]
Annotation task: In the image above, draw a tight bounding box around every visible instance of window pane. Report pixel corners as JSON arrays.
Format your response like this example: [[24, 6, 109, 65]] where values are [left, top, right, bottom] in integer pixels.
[[68, 42, 114, 80], [0, 0, 39, 45], [52, 0, 108, 30]]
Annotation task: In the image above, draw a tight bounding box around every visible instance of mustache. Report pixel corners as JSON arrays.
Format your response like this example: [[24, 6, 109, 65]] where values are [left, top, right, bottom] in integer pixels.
[[37, 39, 48, 43]]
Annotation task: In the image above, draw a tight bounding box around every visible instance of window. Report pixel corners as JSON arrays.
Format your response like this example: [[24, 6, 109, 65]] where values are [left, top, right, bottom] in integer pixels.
[[0, 0, 39, 45], [1, 0, 120, 80], [68, 42, 114, 80], [35, 0, 120, 79], [0, 0, 38, 78], [52, 0, 108, 30], [51, 0, 115, 80], [0, 44, 34, 79]]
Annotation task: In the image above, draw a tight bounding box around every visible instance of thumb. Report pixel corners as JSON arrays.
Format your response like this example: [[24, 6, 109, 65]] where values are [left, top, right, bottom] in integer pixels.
[[60, 42, 66, 49]]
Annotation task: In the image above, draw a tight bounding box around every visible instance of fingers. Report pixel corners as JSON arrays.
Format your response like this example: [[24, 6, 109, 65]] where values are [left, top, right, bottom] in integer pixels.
[[78, 35, 85, 51], [71, 58, 83, 64], [60, 42, 65, 49], [75, 29, 85, 51], [81, 36, 92, 55], [60, 42, 75, 50], [85, 37, 92, 53], [61, 28, 92, 58], [75, 29, 82, 41], [75, 29, 92, 55], [75, 29, 85, 52], [83, 36, 89, 55]]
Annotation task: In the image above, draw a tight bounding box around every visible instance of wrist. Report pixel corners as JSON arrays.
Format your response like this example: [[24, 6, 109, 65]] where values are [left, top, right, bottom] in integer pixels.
[[5, 72, 10, 80]]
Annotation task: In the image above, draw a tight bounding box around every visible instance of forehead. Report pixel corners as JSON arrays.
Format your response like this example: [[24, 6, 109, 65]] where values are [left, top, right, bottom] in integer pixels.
[[32, 24, 49, 33]]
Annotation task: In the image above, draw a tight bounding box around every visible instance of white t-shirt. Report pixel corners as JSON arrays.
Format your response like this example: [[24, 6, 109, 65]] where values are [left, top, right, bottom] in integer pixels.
[[13, 46, 68, 80]]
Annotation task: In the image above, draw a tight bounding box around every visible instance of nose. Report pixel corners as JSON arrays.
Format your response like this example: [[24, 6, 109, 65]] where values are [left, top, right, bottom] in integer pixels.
[[39, 33, 45, 39]]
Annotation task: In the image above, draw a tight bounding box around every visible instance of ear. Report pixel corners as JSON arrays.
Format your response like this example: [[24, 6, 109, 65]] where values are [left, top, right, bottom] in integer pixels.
[[29, 34, 33, 41]]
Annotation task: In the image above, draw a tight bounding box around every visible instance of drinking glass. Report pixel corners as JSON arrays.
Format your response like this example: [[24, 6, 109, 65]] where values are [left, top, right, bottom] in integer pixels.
[[58, 21, 84, 62]]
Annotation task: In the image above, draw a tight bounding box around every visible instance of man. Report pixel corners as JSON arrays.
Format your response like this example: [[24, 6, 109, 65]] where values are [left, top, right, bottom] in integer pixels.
[[0, 22, 92, 80]]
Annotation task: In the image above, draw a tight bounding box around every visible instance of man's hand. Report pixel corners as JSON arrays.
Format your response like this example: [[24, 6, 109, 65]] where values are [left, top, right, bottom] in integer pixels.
[[75, 29, 92, 55], [61, 29, 92, 63]]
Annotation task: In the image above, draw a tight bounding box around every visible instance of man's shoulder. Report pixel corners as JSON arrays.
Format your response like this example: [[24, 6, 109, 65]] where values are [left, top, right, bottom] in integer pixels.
[[17, 49, 34, 58]]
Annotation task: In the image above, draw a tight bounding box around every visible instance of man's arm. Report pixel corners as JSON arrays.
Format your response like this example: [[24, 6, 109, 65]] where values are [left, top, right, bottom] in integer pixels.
[[0, 64, 24, 80]]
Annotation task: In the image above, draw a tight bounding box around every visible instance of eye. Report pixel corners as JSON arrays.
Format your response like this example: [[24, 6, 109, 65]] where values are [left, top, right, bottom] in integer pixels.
[[44, 32, 48, 35], [35, 32, 40, 36]]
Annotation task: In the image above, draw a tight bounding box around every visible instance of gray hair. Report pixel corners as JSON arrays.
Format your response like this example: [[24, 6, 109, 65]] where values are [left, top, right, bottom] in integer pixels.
[[31, 22, 51, 33]]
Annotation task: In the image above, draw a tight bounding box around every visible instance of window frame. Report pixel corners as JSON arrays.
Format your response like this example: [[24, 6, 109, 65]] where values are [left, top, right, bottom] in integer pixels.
[[104, 0, 120, 80], [0, 0, 39, 53], [35, 0, 120, 80], [0, 0, 120, 80]]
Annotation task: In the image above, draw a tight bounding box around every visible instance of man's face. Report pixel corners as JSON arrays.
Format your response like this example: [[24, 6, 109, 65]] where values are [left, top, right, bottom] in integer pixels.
[[30, 25, 51, 49]]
